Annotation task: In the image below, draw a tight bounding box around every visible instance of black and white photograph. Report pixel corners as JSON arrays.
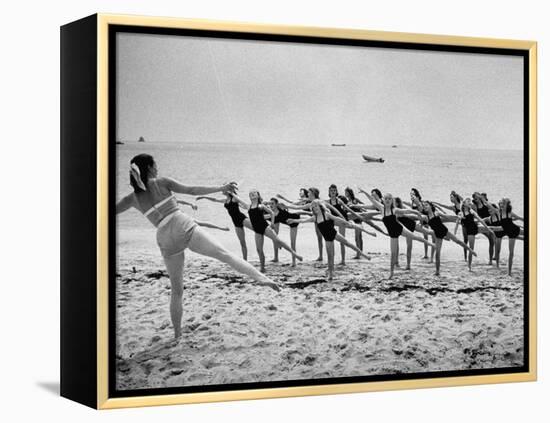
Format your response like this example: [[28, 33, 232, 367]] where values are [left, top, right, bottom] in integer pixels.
[[113, 28, 527, 392]]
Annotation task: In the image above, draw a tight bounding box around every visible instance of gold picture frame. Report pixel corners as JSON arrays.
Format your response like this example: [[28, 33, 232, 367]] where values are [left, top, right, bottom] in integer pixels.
[[60, 13, 537, 409]]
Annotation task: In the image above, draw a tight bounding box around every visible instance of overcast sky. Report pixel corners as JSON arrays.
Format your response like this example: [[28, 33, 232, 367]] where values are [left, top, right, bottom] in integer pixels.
[[116, 32, 523, 150]]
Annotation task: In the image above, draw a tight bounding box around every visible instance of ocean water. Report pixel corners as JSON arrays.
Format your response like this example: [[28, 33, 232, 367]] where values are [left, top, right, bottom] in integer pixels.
[[116, 142, 524, 265]]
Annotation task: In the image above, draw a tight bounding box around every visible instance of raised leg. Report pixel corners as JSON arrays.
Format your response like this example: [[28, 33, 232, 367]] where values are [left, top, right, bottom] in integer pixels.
[[334, 233, 370, 260], [187, 226, 278, 290], [445, 232, 477, 257], [401, 227, 435, 248], [264, 227, 303, 261]]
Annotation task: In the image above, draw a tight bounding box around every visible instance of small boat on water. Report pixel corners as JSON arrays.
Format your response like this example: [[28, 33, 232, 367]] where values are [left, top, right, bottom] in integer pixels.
[[331, 143, 346, 147], [116, 140, 124, 145], [362, 154, 385, 163], [138, 136, 146, 143], [391, 145, 398, 148]]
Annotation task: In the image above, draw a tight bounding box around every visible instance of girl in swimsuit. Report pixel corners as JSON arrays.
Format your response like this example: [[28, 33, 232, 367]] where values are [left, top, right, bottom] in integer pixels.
[[454, 198, 494, 271], [472, 192, 498, 265], [394, 197, 435, 270], [496, 198, 524, 276], [268, 197, 310, 267], [327, 184, 350, 266], [362, 191, 435, 279], [421, 201, 477, 276], [288, 200, 372, 281], [116, 154, 279, 338], [280, 187, 325, 262], [195, 192, 251, 259], [433, 191, 467, 260], [231, 190, 303, 273], [276, 188, 309, 206], [405, 188, 435, 262], [344, 187, 365, 259]]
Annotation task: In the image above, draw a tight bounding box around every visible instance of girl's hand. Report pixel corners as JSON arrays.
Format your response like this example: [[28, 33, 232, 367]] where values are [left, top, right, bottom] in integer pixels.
[[191, 204, 198, 211], [222, 181, 238, 193]]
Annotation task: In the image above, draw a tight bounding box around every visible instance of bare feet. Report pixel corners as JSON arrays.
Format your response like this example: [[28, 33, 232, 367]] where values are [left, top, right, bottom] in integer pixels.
[[315, 256, 323, 262], [270, 258, 279, 263], [353, 255, 361, 260]]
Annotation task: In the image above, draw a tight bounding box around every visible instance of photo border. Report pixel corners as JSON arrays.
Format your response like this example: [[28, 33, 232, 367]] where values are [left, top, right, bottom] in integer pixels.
[[96, 14, 537, 409]]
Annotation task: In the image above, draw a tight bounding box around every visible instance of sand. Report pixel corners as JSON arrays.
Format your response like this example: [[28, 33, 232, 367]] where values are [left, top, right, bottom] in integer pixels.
[[115, 250, 524, 391]]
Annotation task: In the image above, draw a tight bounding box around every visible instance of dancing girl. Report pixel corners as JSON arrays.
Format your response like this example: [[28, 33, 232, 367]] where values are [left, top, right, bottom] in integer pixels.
[[288, 200, 373, 281], [454, 198, 494, 271], [421, 201, 477, 276], [116, 154, 279, 338], [232, 190, 303, 272], [362, 190, 435, 279]]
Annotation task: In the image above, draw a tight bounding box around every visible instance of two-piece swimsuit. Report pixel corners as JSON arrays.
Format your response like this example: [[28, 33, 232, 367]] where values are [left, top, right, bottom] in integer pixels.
[[138, 179, 197, 257]]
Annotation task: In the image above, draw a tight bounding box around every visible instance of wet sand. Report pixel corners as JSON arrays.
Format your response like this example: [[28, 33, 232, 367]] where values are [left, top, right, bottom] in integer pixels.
[[115, 252, 524, 390]]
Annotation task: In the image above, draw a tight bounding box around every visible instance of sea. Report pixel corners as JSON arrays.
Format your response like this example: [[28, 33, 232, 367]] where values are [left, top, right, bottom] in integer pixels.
[[116, 142, 524, 266]]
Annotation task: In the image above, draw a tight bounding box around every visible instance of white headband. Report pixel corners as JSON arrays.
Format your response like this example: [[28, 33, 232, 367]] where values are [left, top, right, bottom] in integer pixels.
[[130, 163, 147, 191]]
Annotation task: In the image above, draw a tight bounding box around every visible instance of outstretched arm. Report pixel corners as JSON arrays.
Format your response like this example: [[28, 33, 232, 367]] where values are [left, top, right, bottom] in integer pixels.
[[358, 188, 384, 212], [116, 194, 135, 214], [164, 177, 237, 196], [229, 193, 250, 209], [323, 201, 346, 219], [432, 201, 455, 212], [287, 216, 314, 225], [511, 212, 524, 222], [473, 211, 494, 234], [195, 196, 225, 203], [177, 199, 198, 211]]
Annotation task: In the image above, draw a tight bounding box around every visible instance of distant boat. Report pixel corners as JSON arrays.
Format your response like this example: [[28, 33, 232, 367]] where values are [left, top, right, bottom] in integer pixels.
[[331, 143, 346, 147], [362, 154, 385, 163], [391, 145, 398, 148], [115, 140, 124, 145], [138, 136, 146, 143]]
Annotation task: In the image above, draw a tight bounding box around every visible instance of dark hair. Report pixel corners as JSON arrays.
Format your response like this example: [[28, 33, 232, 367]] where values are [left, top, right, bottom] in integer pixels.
[[270, 197, 279, 204], [450, 190, 463, 203], [394, 197, 403, 208], [308, 187, 320, 199], [411, 188, 422, 200], [344, 187, 356, 201], [481, 193, 488, 200], [371, 188, 382, 200], [299, 188, 308, 198], [130, 154, 155, 193], [329, 184, 338, 195], [426, 201, 437, 213]]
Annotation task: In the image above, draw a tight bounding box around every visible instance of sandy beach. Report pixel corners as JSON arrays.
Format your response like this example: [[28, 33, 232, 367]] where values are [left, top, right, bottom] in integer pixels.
[[115, 252, 524, 390]]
